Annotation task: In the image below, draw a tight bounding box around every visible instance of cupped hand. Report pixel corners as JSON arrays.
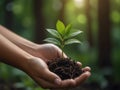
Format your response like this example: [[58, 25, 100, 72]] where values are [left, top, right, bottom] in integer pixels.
[[33, 44, 67, 62], [25, 57, 62, 89], [25, 57, 91, 89], [26, 44, 91, 89]]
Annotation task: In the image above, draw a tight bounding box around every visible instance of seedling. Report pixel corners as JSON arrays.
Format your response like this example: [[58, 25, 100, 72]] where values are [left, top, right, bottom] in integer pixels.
[[44, 20, 82, 58], [44, 20, 83, 80]]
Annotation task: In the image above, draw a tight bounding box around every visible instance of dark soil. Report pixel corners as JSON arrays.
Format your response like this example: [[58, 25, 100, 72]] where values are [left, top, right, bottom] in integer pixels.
[[47, 58, 83, 80]]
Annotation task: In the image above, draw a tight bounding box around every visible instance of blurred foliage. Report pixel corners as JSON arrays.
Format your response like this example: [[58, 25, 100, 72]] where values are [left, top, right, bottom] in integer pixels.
[[0, 0, 120, 90]]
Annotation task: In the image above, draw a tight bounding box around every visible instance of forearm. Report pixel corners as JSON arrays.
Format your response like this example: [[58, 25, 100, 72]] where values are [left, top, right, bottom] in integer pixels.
[[0, 34, 34, 71], [0, 25, 38, 54]]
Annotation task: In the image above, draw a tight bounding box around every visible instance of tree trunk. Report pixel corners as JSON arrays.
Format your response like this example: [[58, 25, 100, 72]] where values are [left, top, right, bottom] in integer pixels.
[[85, 0, 93, 47], [58, 0, 67, 23], [98, 0, 114, 88], [4, 0, 13, 30], [98, 0, 112, 68], [33, 0, 46, 44]]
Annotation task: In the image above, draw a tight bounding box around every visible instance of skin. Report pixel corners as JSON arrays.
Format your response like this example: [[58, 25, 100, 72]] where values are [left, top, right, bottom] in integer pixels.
[[0, 25, 91, 89]]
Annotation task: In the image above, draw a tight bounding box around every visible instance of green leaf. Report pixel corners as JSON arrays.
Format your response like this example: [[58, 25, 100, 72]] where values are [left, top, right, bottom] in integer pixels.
[[65, 24, 72, 35], [56, 20, 65, 35], [44, 38, 60, 45], [46, 29, 61, 39], [65, 30, 82, 39], [65, 39, 81, 45], [45, 20, 83, 52]]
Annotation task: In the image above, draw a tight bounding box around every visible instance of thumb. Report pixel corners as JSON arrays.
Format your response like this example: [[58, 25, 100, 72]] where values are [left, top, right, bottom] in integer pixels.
[[42, 69, 62, 85]]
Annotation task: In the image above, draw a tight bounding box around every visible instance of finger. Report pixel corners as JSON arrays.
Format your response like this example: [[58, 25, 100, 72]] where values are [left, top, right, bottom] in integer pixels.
[[35, 77, 61, 89], [36, 77, 75, 89], [76, 61, 82, 66], [82, 66, 91, 72], [36, 78, 76, 89], [74, 71, 91, 87], [50, 79, 76, 89], [50, 79, 76, 90], [58, 51, 67, 58], [56, 46, 67, 58], [59, 79, 76, 88], [63, 53, 67, 58], [41, 69, 62, 85]]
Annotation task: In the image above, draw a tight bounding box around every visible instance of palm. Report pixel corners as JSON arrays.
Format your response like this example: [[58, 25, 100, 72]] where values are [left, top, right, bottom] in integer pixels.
[[35, 44, 64, 62]]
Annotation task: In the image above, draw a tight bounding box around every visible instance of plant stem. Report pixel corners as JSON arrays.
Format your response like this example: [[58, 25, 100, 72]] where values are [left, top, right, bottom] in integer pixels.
[[61, 38, 65, 59], [59, 33, 66, 59]]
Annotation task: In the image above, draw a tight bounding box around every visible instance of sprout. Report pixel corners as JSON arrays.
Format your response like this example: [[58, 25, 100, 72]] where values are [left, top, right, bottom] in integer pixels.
[[44, 20, 82, 58]]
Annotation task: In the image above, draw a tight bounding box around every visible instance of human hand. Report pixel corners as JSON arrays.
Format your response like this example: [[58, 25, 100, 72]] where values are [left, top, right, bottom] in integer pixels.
[[24, 57, 62, 89], [0, 26, 91, 89], [25, 57, 91, 89], [28, 44, 91, 89], [33, 44, 67, 62]]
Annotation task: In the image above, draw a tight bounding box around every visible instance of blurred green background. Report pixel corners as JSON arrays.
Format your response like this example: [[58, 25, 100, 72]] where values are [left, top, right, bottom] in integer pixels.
[[0, 0, 120, 90]]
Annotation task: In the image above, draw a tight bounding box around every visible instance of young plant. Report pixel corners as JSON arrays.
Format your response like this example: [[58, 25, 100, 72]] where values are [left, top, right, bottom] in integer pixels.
[[44, 20, 82, 58]]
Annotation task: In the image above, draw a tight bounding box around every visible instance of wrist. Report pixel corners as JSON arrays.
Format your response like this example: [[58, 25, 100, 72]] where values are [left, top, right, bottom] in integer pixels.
[[21, 55, 36, 73]]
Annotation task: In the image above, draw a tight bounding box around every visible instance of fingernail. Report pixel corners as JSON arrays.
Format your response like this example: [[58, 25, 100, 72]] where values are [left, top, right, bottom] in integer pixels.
[[54, 78, 61, 85]]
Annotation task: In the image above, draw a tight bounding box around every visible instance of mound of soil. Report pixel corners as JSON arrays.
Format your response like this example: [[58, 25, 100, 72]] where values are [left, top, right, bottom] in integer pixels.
[[47, 58, 83, 80]]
